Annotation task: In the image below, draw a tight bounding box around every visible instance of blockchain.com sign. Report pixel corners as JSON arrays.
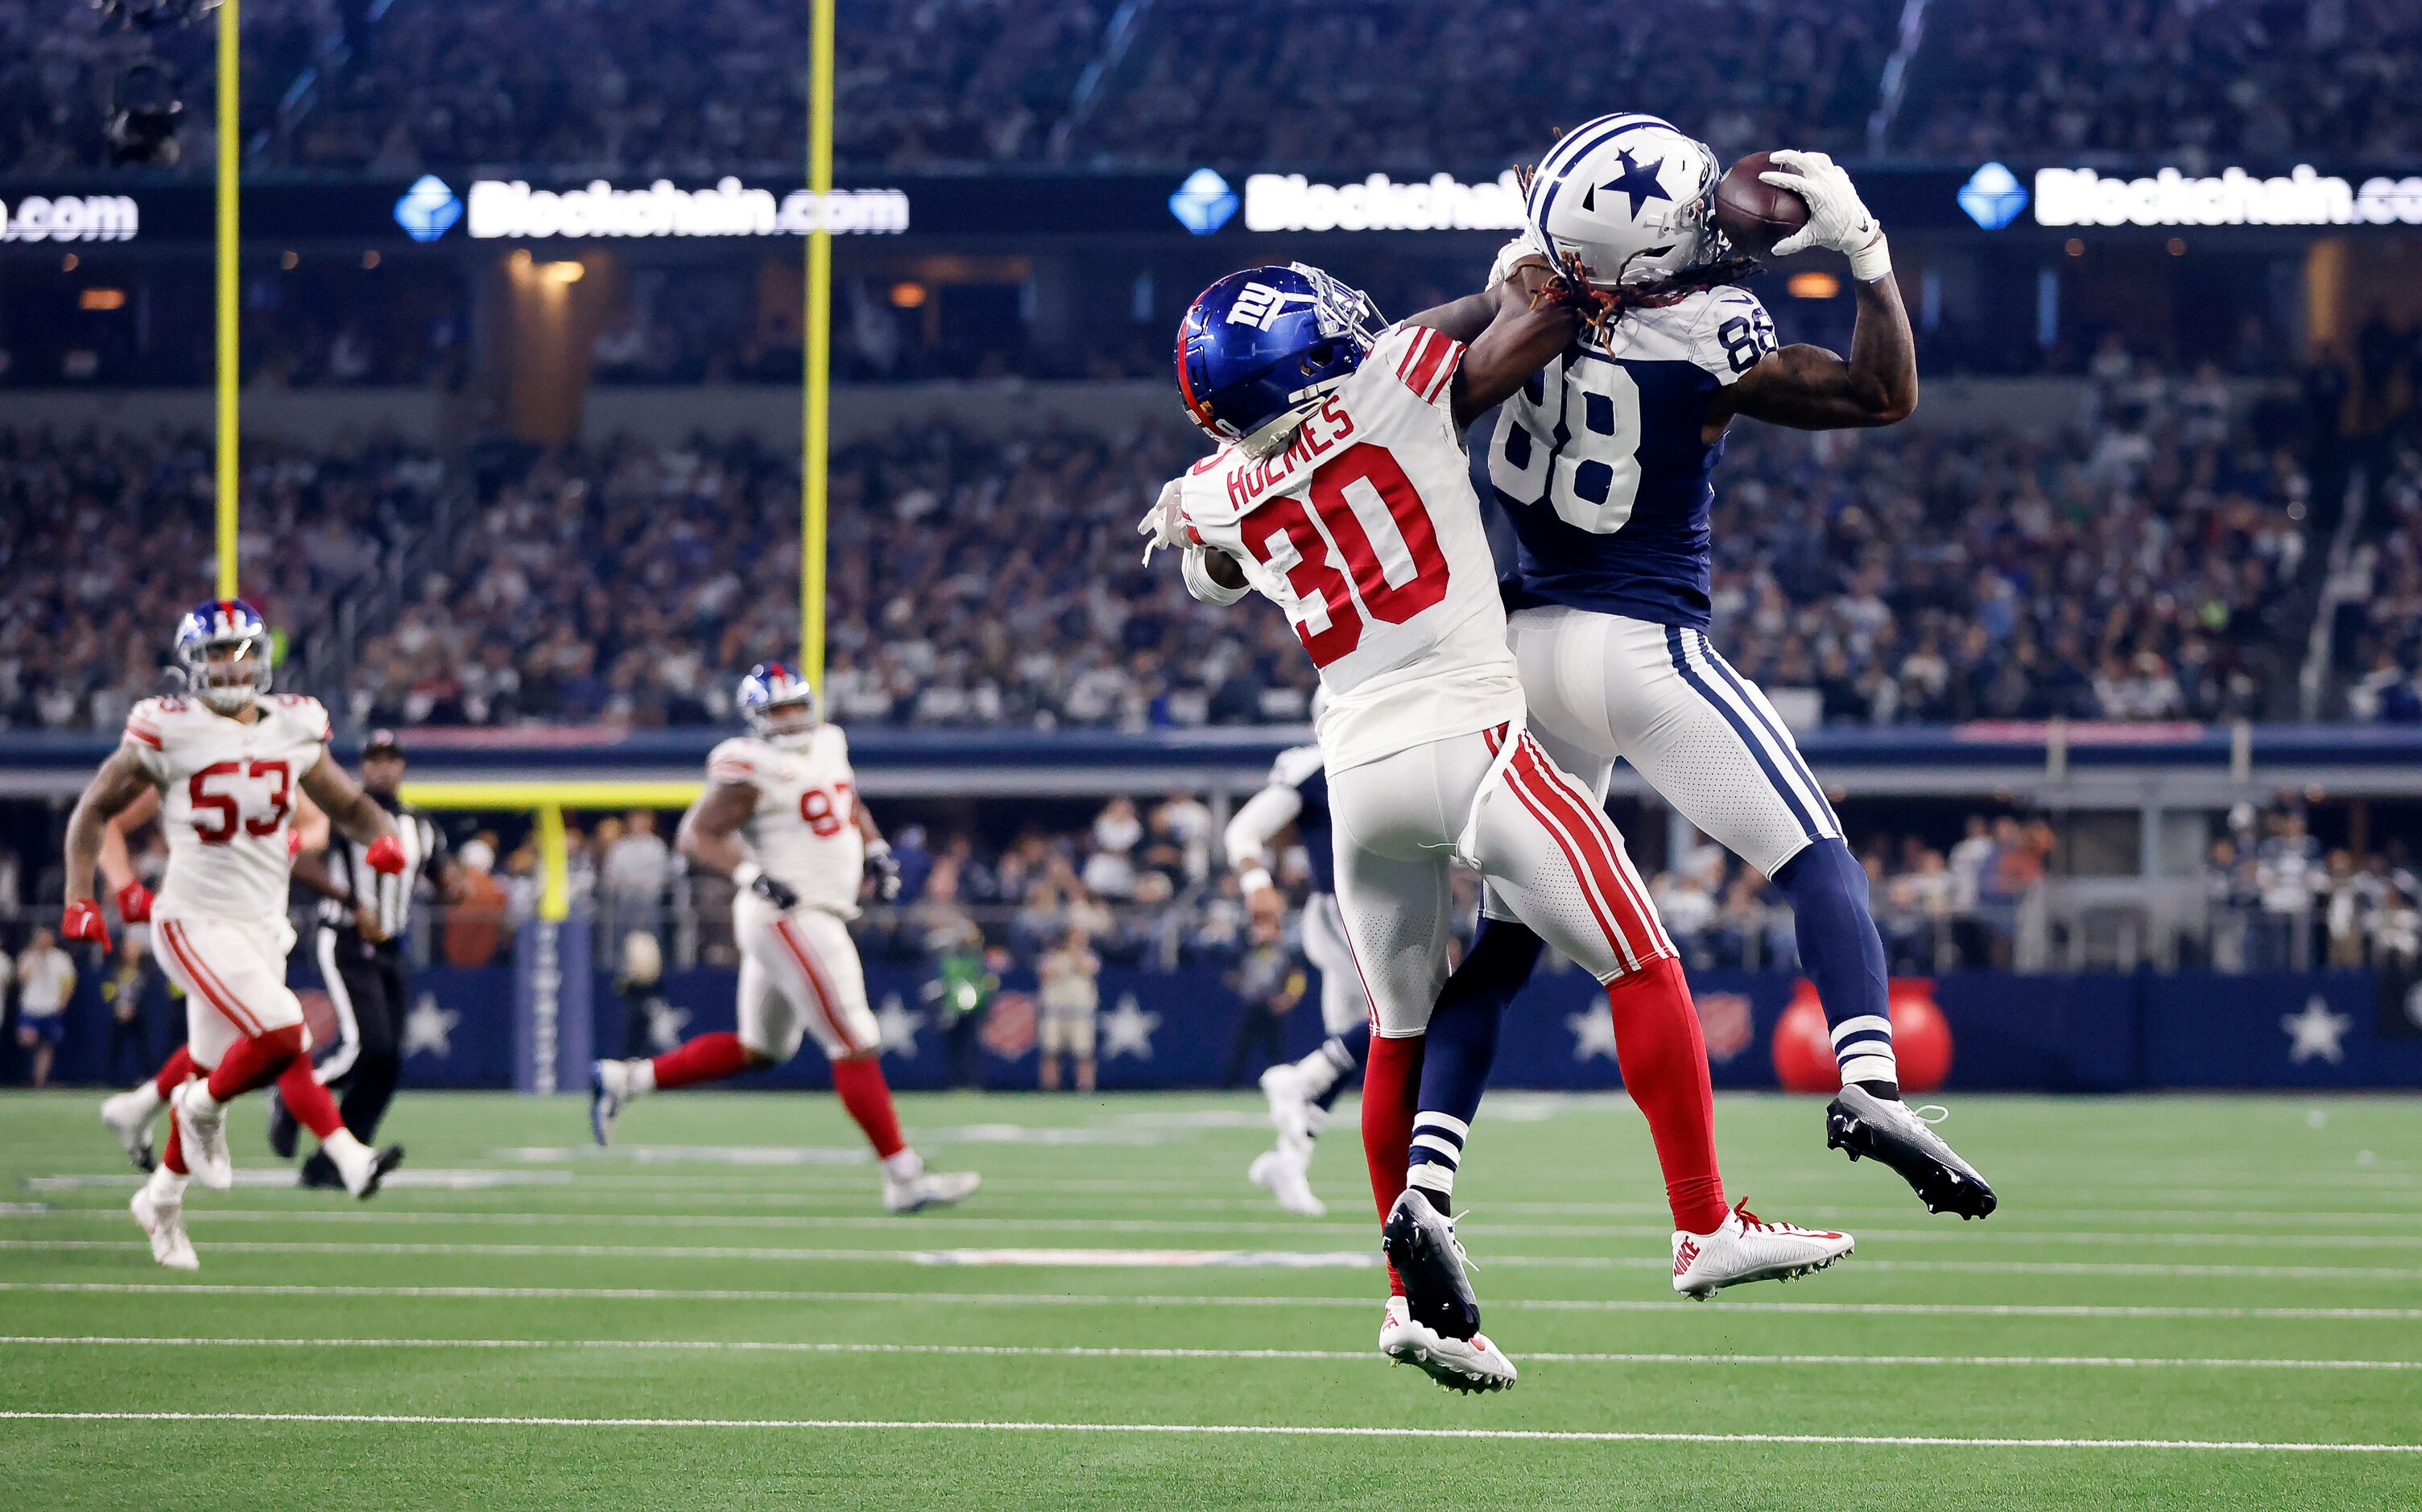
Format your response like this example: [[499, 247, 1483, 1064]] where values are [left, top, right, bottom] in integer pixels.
[[465, 177, 909, 239], [2027, 164, 2422, 228]]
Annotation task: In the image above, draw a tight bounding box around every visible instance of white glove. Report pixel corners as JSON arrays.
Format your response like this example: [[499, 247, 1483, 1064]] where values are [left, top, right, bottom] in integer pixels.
[[1760, 150, 1890, 281], [1182, 546, 1249, 606], [1137, 477, 1190, 565]]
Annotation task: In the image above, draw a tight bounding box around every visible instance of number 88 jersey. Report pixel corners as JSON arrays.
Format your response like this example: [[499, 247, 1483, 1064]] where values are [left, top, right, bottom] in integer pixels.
[[705, 726, 866, 916], [1487, 284, 1775, 633], [124, 693, 330, 923]]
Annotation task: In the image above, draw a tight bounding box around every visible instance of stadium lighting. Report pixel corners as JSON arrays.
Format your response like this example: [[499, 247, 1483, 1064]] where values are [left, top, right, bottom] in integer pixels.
[[1787, 271, 1842, 300], [539, 260, 585, 284]]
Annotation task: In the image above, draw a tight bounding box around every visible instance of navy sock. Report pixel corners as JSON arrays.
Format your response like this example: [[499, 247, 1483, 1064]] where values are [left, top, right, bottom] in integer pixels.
[[1309, 1022, 1370, 1113], [1413, 918, 1541, 1134], [1773, 839, 1899, 1099]]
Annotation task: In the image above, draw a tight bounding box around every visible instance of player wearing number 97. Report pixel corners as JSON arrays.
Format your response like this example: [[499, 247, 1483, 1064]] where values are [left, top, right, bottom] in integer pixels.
[[586, 662, 977, 1215], [1458, 117, 1994, 1220], [63, 599, 409, 1269], [1146, 262, 1856, 1394]]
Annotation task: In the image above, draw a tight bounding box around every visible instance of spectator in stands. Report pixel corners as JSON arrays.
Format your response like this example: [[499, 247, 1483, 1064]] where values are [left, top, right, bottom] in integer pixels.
[[1035, 925, 1101, 1093], [1222, 913, 1304, 1089]]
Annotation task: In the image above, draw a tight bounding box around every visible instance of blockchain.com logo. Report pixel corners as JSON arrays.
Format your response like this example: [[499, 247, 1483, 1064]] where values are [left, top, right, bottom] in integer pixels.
[[1168, 168, 1238, 234], [393, 175, 464, 242], [1957, 162, 2028, 229]]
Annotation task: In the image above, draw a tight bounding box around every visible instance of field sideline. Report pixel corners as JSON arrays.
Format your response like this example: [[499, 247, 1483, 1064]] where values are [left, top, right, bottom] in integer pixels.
[[2, 1089, 2416, 1509]]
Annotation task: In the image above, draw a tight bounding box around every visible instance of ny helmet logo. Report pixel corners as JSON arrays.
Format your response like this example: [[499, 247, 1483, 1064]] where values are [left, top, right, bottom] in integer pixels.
[[1226, 283, 1315, 330]]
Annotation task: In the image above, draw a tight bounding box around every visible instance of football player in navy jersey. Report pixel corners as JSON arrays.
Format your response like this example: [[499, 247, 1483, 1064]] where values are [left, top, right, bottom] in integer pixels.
[[1436, 117, 1995, 1219]]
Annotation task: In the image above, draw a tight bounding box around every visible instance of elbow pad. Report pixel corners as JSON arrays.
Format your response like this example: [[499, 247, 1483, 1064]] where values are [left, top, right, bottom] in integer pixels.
[[1183, 547, 1249, 606]]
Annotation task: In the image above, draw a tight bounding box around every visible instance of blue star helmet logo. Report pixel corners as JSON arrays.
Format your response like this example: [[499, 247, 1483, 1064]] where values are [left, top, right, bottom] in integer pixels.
[[393, 175, 463, 242], [1592, 147, 1672, 219], [1957, 162, 2028, 230], [1168, 168, 1238, 236]]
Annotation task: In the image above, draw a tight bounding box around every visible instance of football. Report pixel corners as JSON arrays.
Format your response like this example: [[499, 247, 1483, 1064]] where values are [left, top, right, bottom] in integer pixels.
[[1713, 150, 1810, 258]]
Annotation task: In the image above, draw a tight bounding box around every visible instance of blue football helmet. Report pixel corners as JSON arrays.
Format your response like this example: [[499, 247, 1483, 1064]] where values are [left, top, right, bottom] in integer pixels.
[[173, 598, 273, 713], [1175, 263, 1386, 452], [738, 661, 820, 748]]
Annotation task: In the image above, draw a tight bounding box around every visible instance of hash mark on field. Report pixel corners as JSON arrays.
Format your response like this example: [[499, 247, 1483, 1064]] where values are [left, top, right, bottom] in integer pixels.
[[8, 1283, 2422, 1322], [9, 1238, 2422, 1280], [2, 1411, 2415, 1454], [4, 1336, 2414, 1372]]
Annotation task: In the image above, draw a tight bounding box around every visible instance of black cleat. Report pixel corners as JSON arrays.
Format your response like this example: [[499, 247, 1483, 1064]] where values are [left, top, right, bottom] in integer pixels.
[[1827, 1086, 1998, 1219], [354, 1144, 407, 1200], [1381, 1189, 1482, 1341], [265, 1085, 300, 1159]]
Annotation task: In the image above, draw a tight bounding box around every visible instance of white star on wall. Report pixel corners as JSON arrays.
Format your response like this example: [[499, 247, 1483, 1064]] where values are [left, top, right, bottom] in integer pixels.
[[1100, 994, 1161, 1060], [2281, 996, 2352, 1065], [644, 998, 691, 1052], [401, 994, 461, 1060], [874, 994, 923, 1058], [1568, 1009, 1620, 1063]]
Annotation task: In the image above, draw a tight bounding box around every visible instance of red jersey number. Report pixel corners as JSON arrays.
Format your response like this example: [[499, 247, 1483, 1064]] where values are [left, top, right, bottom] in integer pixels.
[[188, 759, 290, 846], [1238, 442, 1450, 667], [799, 781, 854, 838]]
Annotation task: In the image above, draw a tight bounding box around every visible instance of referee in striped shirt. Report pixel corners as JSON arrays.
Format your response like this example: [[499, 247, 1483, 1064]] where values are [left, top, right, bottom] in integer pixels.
[[277, 729, 448, 1188]]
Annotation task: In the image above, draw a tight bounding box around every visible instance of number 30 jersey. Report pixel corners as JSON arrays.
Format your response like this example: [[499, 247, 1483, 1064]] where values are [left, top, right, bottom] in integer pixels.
[[1170, 322, 1525, 773], [706, 727, 866, 916], [1487, 284, 1776, 631], [124, 693, 330, 923]]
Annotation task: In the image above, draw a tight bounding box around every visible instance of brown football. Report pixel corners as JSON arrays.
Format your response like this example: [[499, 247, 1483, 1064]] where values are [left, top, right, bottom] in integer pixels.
[[1713, 151, 1809, 259]]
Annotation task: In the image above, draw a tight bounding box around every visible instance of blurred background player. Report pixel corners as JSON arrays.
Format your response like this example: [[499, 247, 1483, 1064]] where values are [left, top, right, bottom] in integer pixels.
[[12, 927, 73, 1088], [63, 600, 409, 1269], [1226, 730, 1370, 1217], [1439, 119, 1994, 1219], [1035, 924, 1101, 1093], [275, 729, 450, 1188], [588, 663, 977, 1214], [1145, 262, 1851, 1392], [1223, 909, 1306, 1088]]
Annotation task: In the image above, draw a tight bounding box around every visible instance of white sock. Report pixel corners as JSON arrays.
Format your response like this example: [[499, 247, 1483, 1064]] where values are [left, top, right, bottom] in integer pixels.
[[145, 1163, 188, 1204], [881, 1149, 924, 1183], [184, 1084, 224, 1119], [628, 1059, 656, 1096], [1293, 1043, 1347, 1101], [125, 1082, 165, 1117]]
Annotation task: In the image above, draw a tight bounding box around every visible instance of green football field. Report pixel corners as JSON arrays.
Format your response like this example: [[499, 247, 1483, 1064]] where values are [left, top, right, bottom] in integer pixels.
[[2, 1088, 2416, 1509]]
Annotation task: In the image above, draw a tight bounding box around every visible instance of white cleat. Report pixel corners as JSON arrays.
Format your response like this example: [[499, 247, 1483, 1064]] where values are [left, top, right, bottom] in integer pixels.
[[101, 1089, 159, 1172], [130, 1188, 198, 1270], [1259, 1062, 1315, 1149], [1247, 1146, 1327, 1217], [1672, 1200, 1854, 1299], [1378, 1295, 1516, 1394], [589, 1059, 632, 1146], [883, 1168, 981, 1214], [171, 1084, 233, 1191]]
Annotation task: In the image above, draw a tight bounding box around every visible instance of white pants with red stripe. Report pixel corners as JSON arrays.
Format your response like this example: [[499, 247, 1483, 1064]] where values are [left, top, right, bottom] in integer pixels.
[[1328, 723, 1673, 1038], [153, 912, 305, 1068], [732, 891, 878, 1062]]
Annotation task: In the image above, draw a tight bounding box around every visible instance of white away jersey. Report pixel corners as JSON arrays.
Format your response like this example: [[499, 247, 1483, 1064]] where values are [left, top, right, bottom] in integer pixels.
[[1171, 322, 1524, 771], [707, 726, 866, 915], [124, 693, 330, 922]]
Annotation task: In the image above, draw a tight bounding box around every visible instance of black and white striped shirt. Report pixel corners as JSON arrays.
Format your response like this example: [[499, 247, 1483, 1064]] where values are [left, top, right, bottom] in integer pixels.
[[315, 795, 446, 945]]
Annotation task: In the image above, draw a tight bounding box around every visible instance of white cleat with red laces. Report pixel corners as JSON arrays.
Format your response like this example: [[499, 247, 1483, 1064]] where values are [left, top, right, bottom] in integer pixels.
[[1378, 1295, 1517, 1394], [1672, 1200, 1854, 1299]]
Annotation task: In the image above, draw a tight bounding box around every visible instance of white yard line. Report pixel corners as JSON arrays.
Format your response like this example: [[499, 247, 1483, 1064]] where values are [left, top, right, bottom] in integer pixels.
[[1, 1410, 2413, 1453], [7, 1281, 2421, 1321], [7, 1237, 2420, 1280], [10, 1207, 2420, 1250], [2, 1335, 2413, 1371]]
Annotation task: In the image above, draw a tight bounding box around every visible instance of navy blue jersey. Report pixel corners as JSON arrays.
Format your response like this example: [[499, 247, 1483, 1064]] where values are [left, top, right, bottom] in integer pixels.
[[1271, 746, 1337, 897], [1486, 285, 1774, 630]]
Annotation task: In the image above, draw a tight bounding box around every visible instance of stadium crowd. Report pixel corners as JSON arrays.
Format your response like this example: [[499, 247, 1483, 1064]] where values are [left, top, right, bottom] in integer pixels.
[[2, 346, 2388, 737], [7, 0, 2416, 179]]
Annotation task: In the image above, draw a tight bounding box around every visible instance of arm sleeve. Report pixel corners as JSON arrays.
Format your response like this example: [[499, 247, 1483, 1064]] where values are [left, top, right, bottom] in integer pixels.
[[1371, 323, 1468, 410], [1223, 784, 1304, 870], [121, 702, 171, 784]]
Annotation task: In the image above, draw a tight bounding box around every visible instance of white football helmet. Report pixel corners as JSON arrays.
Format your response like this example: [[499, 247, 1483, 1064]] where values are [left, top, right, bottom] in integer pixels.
[[1523, 114, 1724, 288]]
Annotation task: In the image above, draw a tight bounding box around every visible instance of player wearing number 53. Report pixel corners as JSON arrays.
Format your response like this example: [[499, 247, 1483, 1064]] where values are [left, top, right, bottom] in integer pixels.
[[586, 662, 978, 1216], [61, 599, 409, 1270]]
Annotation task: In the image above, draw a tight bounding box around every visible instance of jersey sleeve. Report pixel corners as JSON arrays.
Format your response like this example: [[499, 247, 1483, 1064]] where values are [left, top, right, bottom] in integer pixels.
[[705, 737, 761, 786], [1688, 287, 1779, 386], [1371, 322, 1467, 410], [122, 699, 172, 782]]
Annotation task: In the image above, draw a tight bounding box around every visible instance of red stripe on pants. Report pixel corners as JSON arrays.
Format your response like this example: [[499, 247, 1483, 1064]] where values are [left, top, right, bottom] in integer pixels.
[[161, 921, 265, 1037], [773, 919, 860, 1056]]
